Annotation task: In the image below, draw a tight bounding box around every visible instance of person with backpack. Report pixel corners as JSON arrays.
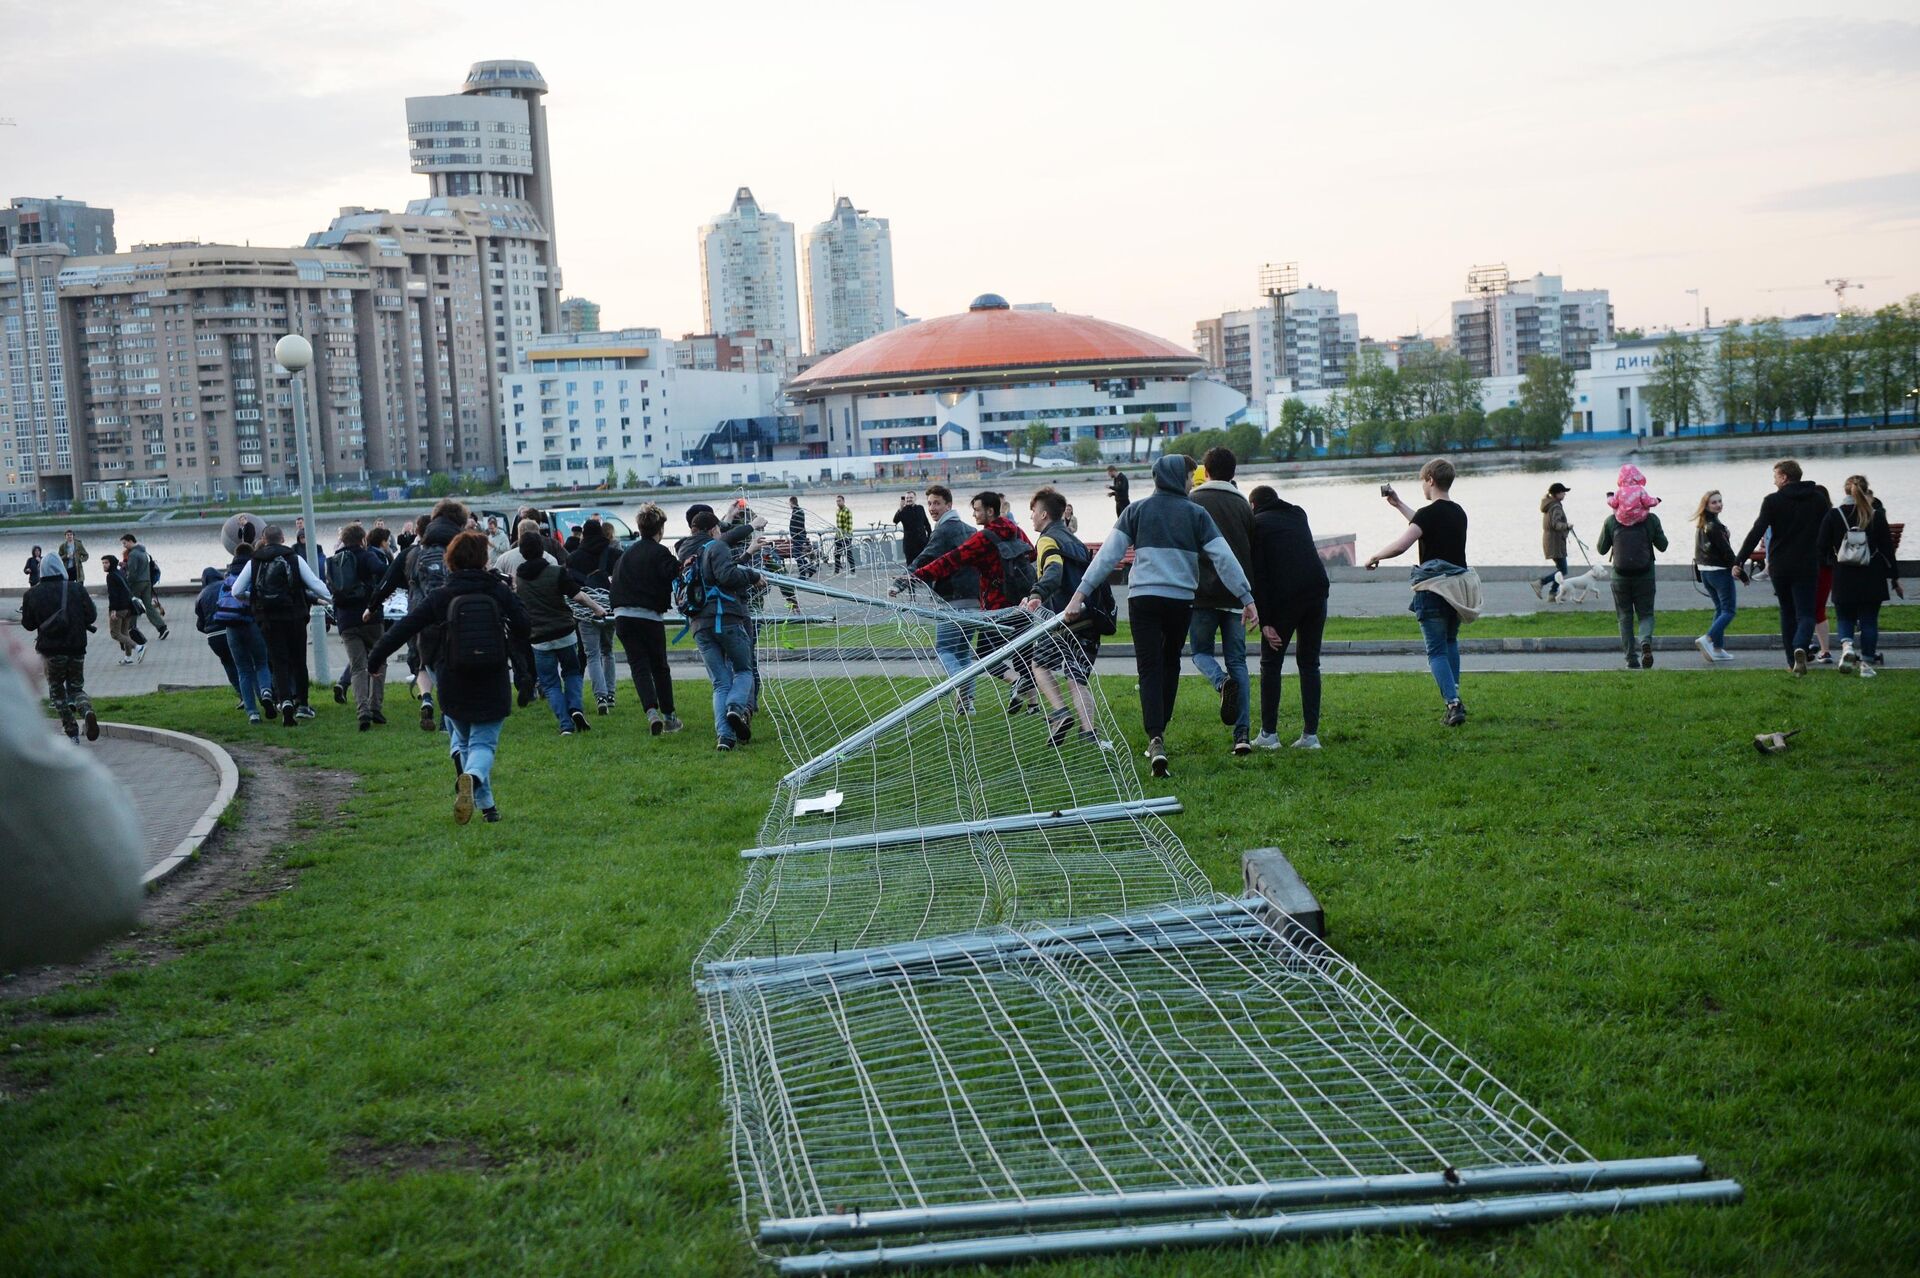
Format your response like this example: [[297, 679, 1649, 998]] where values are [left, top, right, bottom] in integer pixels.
[[367, 501, 466, 729], [1736, 458, 1832, 675], [1825, 473, 1901, 676], [1019, 486, 1109, 746], [326, 523, 390, 730], [232, 524, 332, 726], [681, 508, 764, 751], [19, 552, 100, 742], [513, 530, 609, 736], [566, 518, 620, 715], [193, 566, 246, 709], [1246, 484, 1330, 750], [1187, 446, 1257, 756], [904, 484, 983, 711], [369, 531, 530, 824], [99, 554, 149, 665], [118, 534, 169, 640], [611, 503, 684, 736], [212, 542, 274, 723], [904, 489, 1038, 714], [1595, 466, 1669, 670], [1067, 454, 1256, 777]]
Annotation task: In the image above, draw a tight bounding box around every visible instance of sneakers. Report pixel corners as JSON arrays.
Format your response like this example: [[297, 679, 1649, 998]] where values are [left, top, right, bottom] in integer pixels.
[[648, 708, 665, 737], [334, 684, 347, 705], [157, 626, 170, 641], [598, 696, 612, 716], [570, 709, 591, 734], [559, 726, 573, 737], [1837, 642, 1859, 674], [725, 707, 751, 743], [453, 772, 476, 826], [1695, 636, 1716, 663], [1641, 641, 1654, 669], [1077, 730, 1116, 750], [1626, 651, 1641, 669], [1712, 647, 1735, 662], [1813, 650, 1834, 665], [1252, 731, 1283, 750], [420, 697, 437, 731], [1232, 730, 1251, 757], [481, 806, 501, 823], [716, 737, 735, 751], [118, 655, 135, 666], [954, 694, 975, 718], [133, 643, 147, 664], [1443, 700, 1467, 727], [359, 716, 372, 732], [247, 712, 263, 725], [84, 710, 99, 742], [1218, 680, 1237, 726], [281, 700, 297, 728], [1146, 736, 1169, 778], [1792, 647, 1808, 676], [1530, 580, 1545, 600], [1291, 733, 1322, 750], [294, 705, 316, 721], [1046, 708, 1076, 747], [662, 714, 685, 734], [370, 710, 387, 725], [1859, 661, 1878, 679]]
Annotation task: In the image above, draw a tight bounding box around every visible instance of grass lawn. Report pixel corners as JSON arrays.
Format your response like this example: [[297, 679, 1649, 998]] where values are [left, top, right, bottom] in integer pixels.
[[3, 669, 1917, 1276]]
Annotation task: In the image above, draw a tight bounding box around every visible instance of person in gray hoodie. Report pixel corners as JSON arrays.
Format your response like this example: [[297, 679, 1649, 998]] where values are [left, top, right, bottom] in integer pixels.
[[119, 534, 170, 639], [1068, 453, 1256, 777], [1186, 446, 1257, 754]]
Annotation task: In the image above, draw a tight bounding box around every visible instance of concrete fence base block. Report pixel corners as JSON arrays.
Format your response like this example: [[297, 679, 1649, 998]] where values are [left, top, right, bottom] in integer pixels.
[[1242, 848, 1325, 940]]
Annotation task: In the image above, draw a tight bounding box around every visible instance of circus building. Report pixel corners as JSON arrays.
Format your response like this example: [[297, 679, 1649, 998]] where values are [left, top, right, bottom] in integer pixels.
[[782, 294, 1249, 476]]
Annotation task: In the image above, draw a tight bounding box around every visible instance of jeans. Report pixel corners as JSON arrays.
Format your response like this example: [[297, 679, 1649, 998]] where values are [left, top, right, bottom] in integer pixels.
[[933, 604, 980, 701], [614, 616, 674, 714], [223, 621, 274, 714], [44, 653, 91, 734], [1770, 569, 1818, 663], [578, 620, 617, 704], [695, 625, 757, 742], [1188, 607, 1250, 735], [1128, 594, 1193, 738], [207, 631, 242, 699], [1835, 601, 1882, 660], [1260, 595, 1327, 736], [1701, 570, 1737, 648], [443, 714, 502, 810], [261, 614, 311, 708], [1411, 591, 1461, 704], [1539, 556, 1568, 592], [1611, 574, 1657, 654], [534, 642, 586, 728]]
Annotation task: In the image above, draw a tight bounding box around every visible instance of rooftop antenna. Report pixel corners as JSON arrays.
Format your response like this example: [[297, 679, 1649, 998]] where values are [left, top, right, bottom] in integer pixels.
[[1259, 262, 1299, 388]]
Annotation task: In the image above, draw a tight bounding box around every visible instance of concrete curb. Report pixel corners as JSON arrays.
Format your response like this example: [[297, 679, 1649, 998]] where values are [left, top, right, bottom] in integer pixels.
[[98, 722, 241, 887]]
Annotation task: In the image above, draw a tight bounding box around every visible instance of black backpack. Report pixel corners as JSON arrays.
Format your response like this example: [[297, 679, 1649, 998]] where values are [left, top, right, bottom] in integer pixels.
[[1611, 521, 1654, 574], [256, 554, 299, 610], [672, 537, 711, 618], [327, 547, 367, 609], [444, 590, 506, 674], [1049, 536, 1117, 636], [984, 528, 1038, 603], [410, 541, 450, 598]]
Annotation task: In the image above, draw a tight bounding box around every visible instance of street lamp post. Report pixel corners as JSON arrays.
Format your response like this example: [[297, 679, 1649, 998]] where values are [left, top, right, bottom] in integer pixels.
[[273, 333, 329, 684]]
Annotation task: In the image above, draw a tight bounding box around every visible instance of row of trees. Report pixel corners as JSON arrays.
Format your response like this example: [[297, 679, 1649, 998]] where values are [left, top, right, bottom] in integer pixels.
[[1299, 349, 1575, 459], [1646, 300, 1920, 435]]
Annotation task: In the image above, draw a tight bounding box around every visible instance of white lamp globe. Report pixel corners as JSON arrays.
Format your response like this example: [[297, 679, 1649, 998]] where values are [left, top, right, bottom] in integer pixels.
[[274, 333, 313, 372]]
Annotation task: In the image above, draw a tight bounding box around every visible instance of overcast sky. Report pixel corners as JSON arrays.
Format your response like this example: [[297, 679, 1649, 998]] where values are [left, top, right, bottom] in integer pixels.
[[3, 0, 1916, 348]]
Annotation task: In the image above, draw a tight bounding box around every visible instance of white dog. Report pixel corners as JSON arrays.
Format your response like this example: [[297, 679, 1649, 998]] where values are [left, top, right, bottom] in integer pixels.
[[1553, 563, 1611, 603]]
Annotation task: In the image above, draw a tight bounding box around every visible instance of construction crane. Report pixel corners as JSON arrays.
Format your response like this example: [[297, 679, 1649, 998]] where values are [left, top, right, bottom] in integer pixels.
[[0, 118, 17, 127], [1761, 276, 1887, 311]]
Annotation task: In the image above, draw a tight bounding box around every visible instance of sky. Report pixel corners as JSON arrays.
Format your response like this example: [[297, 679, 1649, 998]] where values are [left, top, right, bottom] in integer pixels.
[[3, 0, 1917, 349]]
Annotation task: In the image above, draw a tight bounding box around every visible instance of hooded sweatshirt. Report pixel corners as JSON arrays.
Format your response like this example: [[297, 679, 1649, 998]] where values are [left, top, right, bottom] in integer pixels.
[[1607, 464, 1660, 527], [1736, 479, 1831, 577], [1081, 454, 1254, 607], [1188, 478, 1255, 612], [19, 552, 95, 656], [194, 567, 227, 635], [909, 514, 1031, 610], [514, 555, 590, 644]]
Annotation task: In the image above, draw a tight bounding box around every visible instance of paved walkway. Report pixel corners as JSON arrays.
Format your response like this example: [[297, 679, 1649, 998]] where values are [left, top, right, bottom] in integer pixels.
[[85, 732, 224, 877]]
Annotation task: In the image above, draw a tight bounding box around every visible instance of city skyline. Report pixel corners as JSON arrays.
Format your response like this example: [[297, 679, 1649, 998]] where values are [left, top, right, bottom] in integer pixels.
[[2, 1, 1916, 353]]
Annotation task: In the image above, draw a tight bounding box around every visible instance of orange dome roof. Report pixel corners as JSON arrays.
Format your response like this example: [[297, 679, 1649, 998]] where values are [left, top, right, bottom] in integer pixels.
[[791, 298, 1202, 393]]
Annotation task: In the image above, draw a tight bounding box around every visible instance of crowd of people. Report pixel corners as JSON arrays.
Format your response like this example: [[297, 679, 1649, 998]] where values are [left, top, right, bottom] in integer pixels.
[[13, 452, 1904, 807]]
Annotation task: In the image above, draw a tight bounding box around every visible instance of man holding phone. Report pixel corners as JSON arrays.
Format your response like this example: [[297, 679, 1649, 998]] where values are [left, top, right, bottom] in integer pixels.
[[1364, 458, 1478, 727]]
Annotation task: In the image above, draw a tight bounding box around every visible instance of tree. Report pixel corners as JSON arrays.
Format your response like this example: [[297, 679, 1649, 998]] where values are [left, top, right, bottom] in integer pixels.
[[1744, 321, 1792, 432], [1861, 303, 1917, 428], [1266, 397, 1309, 461], [1135, 411, 1160, 460], [604, 458, 620, 489], [1224, 420, 1262, 464], [624, 467, 642, 488], [114, 485, 130, 510], [1443, 354, 1482, 420], [1787, 336, 1832, 430], [1709, 330, 1749, 431], [1647, 333, 1707, 435], [1398, 350, 1448, 418], [1486, 406, 1526, 448], [1071, 436, 1102, 466], [1020, 422, 1049, 464], [1518, 355, 1574, 447]]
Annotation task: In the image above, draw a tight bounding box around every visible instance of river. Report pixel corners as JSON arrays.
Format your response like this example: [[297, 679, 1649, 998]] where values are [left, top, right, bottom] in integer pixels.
[[7, 437, 1916, 583]]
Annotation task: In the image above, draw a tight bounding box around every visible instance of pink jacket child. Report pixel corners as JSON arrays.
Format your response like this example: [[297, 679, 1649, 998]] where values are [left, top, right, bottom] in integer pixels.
[[1607, 464, 1660, 527]]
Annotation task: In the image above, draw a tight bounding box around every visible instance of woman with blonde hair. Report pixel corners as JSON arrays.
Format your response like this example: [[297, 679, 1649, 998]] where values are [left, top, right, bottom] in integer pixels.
[[1824, 474, 1901, 675], [1691, 490, 1738, 661]]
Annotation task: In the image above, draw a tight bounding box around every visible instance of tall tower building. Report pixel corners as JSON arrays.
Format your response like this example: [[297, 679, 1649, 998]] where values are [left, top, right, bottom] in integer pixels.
[[559, 297, 600, 333], [0, 197, 115, 258], [406, 59, 563, 371], [802, 196, 896, 356], [699, 188, 801, 374]]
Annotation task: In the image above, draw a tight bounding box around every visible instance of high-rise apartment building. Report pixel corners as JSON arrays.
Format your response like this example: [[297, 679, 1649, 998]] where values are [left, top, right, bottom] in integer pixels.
[[0, 197, 115, 258], [406, 59, 563, 371], [1451, 271, 1613, 376], [0, 246, 82, 507], [802, 196, 896, 356], [700, 188, 801, 374], [559, 297, 600, 333], [1198, 288, 1359, 399]]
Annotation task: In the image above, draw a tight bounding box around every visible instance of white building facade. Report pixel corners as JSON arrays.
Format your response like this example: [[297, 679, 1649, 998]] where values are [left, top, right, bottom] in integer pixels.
[[802, 196, 896, 356], [700, 188, 802, 375], [1451, 273, 1613, 377], [1201, 289, 1359, 400]]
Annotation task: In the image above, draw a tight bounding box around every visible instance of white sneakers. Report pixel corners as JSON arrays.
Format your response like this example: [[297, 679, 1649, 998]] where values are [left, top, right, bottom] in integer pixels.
[[1291, 734, 1323, 750], [1695, 636, 1715, 663], [1251, 731, 1320, 751], [1838, 642, 1878, 677]]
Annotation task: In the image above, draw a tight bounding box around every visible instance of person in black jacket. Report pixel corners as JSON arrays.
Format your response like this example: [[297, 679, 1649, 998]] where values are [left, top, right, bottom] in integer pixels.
[[611, 503, 683, 735], [514, 530, 607, 735], [891, 491, 931, 564], [19, 552, 99, 741], [98, 555, 148, 664], [193, 565, 245, 706], [1106, 465, 1131, 516], [368, 504, 465, 729], [1735, 458, 1832, 674], [1246, 486, 1330, 751], [369, 532, 531, 824], [1825, 473, 1902, 674], [24, 545, 42, 588], [566, 519, 619, 714], [232, 526, 332, 724], [329, 523, 392, 730]]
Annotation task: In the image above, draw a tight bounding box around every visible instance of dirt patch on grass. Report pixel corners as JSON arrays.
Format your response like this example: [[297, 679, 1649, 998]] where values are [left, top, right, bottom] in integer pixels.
[[334, 1136, 502, 1178], [0, 744, 349, 1004]]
